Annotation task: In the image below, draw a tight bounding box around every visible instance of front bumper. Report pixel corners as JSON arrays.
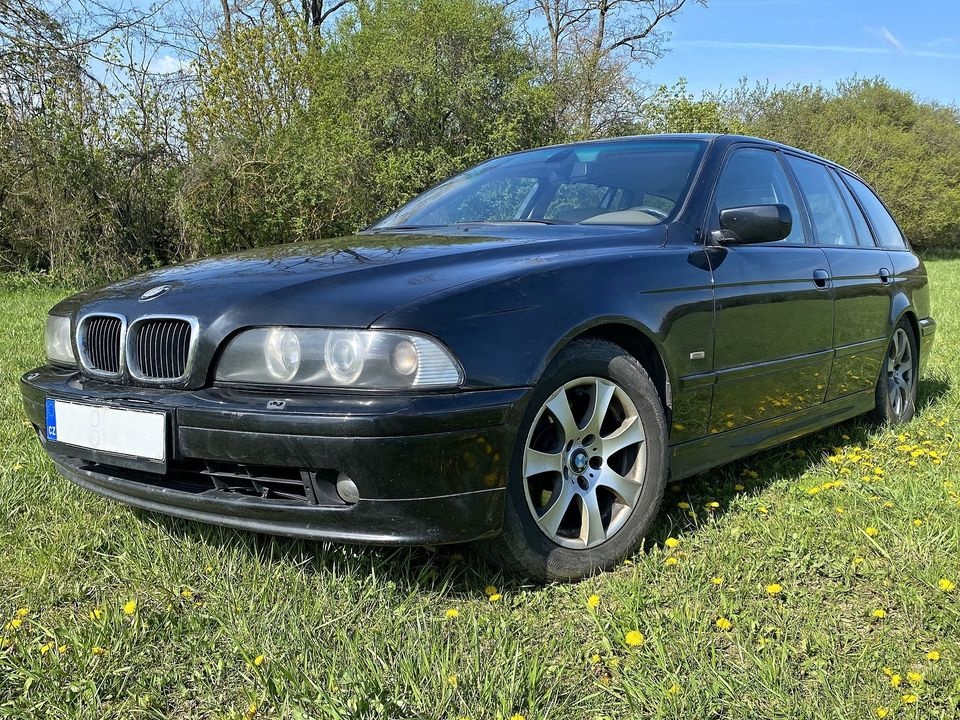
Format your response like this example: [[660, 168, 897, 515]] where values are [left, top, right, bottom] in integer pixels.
[[21, 367, 528, 545]]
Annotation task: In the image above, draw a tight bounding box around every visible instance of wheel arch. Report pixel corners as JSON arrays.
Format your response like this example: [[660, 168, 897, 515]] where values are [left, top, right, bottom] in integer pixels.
[[545, 320, 673, 415], [891, 295, 919, 346]]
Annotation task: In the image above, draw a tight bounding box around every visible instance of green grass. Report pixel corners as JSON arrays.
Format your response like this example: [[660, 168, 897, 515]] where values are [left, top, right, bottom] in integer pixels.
[[1, 263, 958, 720]]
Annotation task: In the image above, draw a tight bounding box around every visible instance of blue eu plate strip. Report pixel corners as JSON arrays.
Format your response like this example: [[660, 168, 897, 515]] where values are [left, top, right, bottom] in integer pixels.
[[45, 399, 57, 441]]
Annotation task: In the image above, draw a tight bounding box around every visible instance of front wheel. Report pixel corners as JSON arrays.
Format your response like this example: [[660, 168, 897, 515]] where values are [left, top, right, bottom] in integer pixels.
[[478, 339, 668, 582], [872, 320, 918, 425]]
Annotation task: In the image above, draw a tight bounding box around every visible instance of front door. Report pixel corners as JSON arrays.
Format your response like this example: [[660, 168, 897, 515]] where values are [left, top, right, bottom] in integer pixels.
[[705, 146, 835, 434]]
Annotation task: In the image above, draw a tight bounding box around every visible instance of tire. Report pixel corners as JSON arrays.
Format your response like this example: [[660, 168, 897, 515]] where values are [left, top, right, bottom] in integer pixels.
[[478, 338, 668, 582], [871, 319, 919, 425]]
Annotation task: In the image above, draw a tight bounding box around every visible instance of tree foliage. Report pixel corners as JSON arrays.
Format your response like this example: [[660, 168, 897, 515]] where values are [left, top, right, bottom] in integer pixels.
[[1, 0, 958, 283]]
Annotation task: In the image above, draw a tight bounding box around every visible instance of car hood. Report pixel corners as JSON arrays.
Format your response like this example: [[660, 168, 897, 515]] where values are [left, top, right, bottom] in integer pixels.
[[56, 224, 667, 330]]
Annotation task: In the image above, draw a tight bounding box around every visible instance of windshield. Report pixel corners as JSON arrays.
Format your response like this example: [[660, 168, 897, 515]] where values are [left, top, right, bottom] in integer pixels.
[[372, 139, 707, 229]]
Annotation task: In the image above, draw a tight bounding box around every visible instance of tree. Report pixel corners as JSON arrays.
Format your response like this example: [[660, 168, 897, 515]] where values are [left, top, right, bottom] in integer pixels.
[[521, 0, 707, 137]]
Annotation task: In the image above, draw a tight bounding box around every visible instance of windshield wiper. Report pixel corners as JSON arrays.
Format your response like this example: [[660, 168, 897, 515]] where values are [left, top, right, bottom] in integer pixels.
[[486, 219, 574, 226]]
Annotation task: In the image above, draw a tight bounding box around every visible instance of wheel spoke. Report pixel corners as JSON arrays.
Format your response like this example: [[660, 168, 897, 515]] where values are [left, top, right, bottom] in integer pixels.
[[538, 482, 574, 537], [602, 415, 644, 456], [596, 467, 642, 505], [580, 491, 607, 547], [545, 390, 579, 441], [584, 378, 617, 436], [524, 449, 563, 477]]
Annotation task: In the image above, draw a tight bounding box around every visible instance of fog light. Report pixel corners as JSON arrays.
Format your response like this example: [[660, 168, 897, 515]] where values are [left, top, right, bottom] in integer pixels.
[[336, 473, 360, 504]]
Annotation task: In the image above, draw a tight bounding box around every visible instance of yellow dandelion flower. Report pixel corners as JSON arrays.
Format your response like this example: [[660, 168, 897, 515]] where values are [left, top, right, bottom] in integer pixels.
[[665, 537, 680, 549], [757, 506, 768, 514], [872, 608, 887, 619], [807, 486, 821, 495], [4, 618, 22, 631], [58, 644, 67, 654], [587, 594, 600, 609], [123, 600, 137, 616], [39, 641, 53, 655], [835, 506, 845, 514], [906, 671, 923, 685], [625, 630, 645, 646], [715, 617, 732, 631], [253, 655, 265, 667], [447, 673, 458, 688], [664, 557, 679, 566], [510, 714, 526, 720], [766, 583, 783, 596], [711, 576, 724, 585], [705, 501, 720, 509], [91, 646, 107, 655], [14, 608, 29, 618], [484, 585, 497, 596], [181, 589, 194, 600], [865, 527, 879, 537], [676, 501, 690, 509], [926, 650, 940, 661], [89, 608, 103, 621], [913, 519, 923, 526], [890, 674, 902, 687], [244, 702, 258, 719], [444, 608, 459, 619], [590, 653, 601, 664], [488, 593, 502, 602], [938, 578, 955, 592], [853, 556, 865, 565], [666, 683, 680, 695], [901, 694, 918, 704], [875, 708, 890, 718], [883, 501, 895, 509]]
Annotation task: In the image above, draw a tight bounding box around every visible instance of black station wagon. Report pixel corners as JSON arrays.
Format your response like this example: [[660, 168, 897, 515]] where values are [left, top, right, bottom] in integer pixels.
[[21, 134, 936, 581]]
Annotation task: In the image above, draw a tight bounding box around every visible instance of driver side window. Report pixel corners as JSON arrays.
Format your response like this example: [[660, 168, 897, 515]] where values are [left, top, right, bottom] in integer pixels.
[[714, 148, 806, 245]]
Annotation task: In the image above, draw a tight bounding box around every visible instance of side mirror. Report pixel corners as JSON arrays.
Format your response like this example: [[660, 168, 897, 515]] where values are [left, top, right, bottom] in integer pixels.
[[717, 204, 792, 245]]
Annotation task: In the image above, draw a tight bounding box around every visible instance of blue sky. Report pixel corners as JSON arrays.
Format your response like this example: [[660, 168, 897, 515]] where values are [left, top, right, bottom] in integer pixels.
[[645, 0, 960, 104]]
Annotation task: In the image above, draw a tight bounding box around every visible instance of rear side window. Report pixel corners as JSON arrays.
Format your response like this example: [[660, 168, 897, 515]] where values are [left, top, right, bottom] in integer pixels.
[[842, 173, 907, 249], [786, 156, 857, 247], [713, 148, 806, 245], [830, 168, 876, 246]]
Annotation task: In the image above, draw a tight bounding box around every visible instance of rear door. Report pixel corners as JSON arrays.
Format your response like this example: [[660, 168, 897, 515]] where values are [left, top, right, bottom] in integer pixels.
[[706, 146, 834, 434], [783, 155, 893, 400]]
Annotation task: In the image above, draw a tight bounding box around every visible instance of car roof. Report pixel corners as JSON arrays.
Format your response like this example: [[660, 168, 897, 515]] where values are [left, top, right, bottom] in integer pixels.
[[530, 133, 847, 174], [520, 133, 869, 184]]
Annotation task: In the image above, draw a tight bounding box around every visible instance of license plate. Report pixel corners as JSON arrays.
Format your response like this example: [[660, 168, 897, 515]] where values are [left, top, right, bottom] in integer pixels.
[[45, 399, 166, 462]]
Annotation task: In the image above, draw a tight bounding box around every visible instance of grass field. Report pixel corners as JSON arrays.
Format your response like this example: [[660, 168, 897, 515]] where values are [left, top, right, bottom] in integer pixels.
[[1, 261, 958, 720]]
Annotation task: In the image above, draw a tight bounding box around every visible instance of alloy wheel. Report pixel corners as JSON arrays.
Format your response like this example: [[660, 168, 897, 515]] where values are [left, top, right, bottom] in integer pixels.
[[521, 376, 647, 549], [886, 327, 914, 417]]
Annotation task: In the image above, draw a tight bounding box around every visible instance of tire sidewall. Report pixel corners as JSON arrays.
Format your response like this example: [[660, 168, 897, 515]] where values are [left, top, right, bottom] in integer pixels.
[[500, 340, 668, 581]]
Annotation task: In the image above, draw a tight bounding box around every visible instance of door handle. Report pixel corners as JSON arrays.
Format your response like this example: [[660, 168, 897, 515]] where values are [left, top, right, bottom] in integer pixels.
[[879, 267, 892, 283], [813, 269, 831, 289]]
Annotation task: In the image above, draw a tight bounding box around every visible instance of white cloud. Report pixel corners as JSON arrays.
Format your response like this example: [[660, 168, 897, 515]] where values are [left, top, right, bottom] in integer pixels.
[[149, 54, 188, 75], [676, 39, 960, 61], [876, 26, 904, 53]]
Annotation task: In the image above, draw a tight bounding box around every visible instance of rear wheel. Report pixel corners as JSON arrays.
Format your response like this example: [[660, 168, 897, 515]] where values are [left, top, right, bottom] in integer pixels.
[[479, 339, 668, 582], [872, 320, 918, 425]]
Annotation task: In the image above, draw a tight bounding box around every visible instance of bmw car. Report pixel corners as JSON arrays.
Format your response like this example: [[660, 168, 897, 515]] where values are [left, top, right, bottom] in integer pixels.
[[21, 134, 935, 581]]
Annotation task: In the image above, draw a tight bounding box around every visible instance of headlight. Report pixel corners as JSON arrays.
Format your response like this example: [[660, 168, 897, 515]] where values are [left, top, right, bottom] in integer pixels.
[[215, 328, 463, 389], [45, 315, 76, 366]]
